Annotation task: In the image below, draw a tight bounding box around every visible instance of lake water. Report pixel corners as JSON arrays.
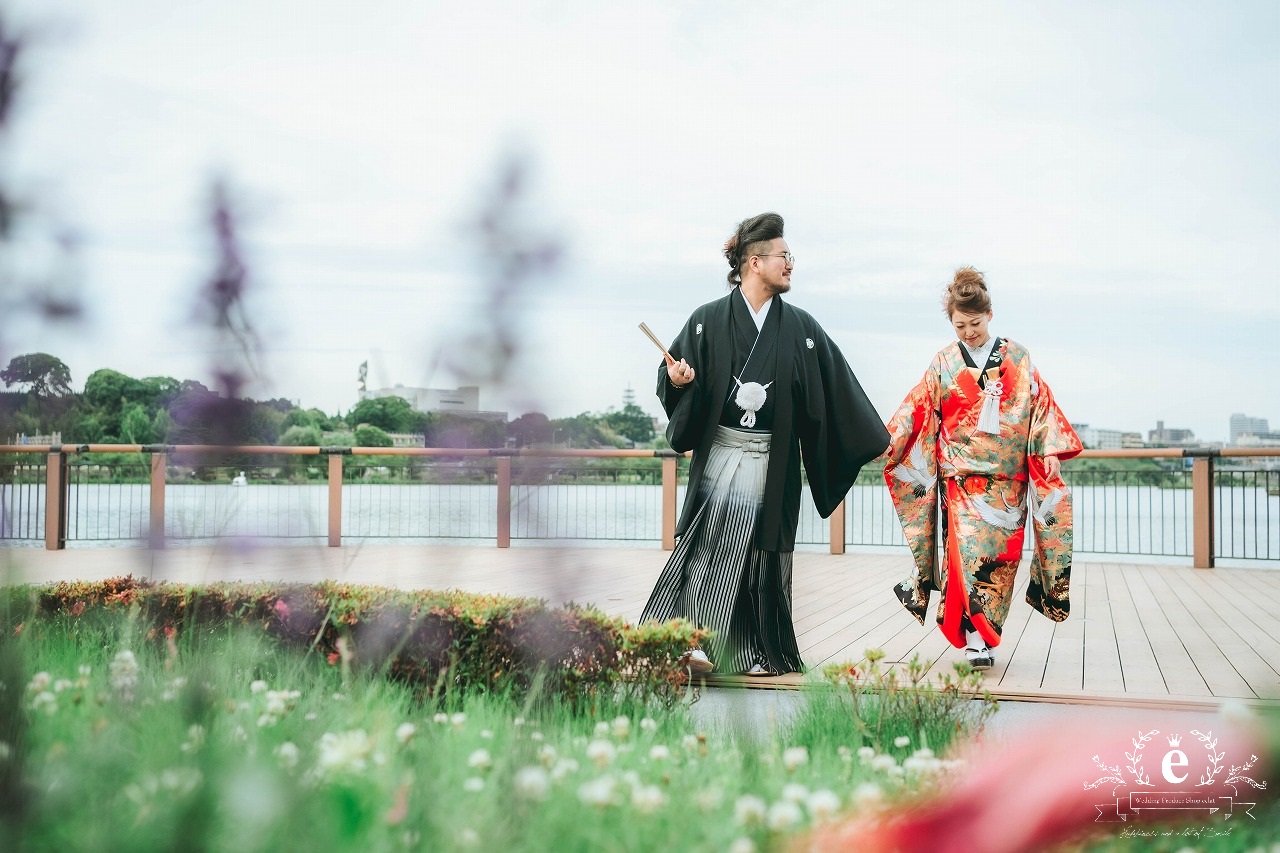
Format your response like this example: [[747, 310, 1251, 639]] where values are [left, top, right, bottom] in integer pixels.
[[3, 482, 1277, 563]]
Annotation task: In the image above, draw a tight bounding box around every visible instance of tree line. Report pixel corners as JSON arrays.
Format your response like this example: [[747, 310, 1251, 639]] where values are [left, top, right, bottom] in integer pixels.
[[0, 353, 659, 450]]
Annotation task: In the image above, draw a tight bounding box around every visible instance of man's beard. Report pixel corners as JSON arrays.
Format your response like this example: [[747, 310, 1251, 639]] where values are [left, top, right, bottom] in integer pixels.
[[765, 280, 791, 297]]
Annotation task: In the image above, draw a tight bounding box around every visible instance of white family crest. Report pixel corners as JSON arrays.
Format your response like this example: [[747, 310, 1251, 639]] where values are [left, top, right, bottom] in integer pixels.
[[805, 337, 814, 349], [695, 323, 703, 335]]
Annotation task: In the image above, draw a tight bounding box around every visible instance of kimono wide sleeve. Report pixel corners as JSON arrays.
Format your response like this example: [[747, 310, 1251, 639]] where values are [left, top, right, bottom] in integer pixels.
[[656, 313, 708, 454], [1024, 365, 1082, 622], [800, 328, 890, 518], [883, 359, 942, 625]]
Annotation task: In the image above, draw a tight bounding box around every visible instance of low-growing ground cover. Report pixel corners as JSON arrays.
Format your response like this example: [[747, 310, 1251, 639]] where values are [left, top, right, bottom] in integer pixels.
[[0, 582, 996, 852]]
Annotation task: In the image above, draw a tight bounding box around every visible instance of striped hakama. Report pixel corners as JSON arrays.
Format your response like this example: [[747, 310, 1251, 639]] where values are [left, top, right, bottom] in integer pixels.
[[640, 425, 803, 675]]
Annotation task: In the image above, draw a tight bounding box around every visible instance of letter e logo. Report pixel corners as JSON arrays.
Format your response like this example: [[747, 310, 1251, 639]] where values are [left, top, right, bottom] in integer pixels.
[[1162, 749, 1188, 784]]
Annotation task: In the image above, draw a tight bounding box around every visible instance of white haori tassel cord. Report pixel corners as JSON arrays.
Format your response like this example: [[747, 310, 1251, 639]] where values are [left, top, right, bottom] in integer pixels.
[[976, 379, 1003, 435], [733, 377, 772, 428]]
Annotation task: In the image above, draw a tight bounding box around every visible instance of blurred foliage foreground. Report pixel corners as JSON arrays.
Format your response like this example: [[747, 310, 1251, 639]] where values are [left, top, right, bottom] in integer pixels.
[[0, 578, 1007, 852]]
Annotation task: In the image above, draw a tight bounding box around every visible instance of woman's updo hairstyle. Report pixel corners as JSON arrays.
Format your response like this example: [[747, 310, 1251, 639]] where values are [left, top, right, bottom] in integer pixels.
[[943, 266, 992, 317], [723, 212, 785, 287]]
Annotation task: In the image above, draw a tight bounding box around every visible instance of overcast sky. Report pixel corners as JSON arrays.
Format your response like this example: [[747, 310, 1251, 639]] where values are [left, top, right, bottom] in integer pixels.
[[3, 1, 1277, 442]]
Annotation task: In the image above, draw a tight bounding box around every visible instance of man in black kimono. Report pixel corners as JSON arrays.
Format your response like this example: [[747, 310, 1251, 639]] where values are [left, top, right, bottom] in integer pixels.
[[640, 212, 888, 675]]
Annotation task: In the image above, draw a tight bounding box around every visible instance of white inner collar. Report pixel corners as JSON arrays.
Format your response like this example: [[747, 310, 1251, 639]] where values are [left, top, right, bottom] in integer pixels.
[[740, 289, 772, 333]]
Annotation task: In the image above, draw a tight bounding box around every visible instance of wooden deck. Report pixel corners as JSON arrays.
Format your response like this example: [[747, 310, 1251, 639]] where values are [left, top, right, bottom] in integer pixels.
[[5, 544, 1279, 709]]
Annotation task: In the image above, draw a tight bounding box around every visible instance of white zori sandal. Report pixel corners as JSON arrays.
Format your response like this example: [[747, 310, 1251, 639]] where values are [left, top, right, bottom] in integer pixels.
[[678, 648, 714, 674], [965, 646, 994, 670]]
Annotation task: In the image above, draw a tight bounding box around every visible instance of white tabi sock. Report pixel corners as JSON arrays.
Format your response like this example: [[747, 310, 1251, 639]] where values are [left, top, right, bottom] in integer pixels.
[[965, 629, 985, 650]]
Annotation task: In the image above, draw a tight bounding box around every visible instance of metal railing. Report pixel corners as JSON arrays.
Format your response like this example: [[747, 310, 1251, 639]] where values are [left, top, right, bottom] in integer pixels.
[[3, 443, 1279, 565]]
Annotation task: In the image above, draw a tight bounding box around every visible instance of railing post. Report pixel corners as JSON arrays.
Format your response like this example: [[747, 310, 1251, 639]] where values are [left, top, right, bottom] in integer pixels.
[[661, 455, 677, 550], [327, 453, 343, 548], [829, 498, 846, 555], [1192, 454, 1215, 568], [496, 457, 511, 548], [45, 449, 67, 550], [149, 452, 166, 549]]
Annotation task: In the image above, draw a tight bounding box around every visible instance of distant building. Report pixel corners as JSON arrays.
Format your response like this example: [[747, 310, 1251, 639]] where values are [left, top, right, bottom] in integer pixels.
[[1120, 432, 1145, 448], [1070, 423, 1129, 450], [1230, 413, 1271, 444], [8, 431, 62, 445], [1148, 420, 1197, 447], [367, 384, 507, 422]]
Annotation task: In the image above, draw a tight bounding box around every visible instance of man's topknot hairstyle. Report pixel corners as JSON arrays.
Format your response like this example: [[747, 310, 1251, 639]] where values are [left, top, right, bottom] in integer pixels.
[[723, 212, 785, 287]]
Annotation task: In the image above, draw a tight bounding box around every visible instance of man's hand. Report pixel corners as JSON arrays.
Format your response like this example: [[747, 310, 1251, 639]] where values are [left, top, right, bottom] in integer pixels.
[[667, 358, 695, 387]]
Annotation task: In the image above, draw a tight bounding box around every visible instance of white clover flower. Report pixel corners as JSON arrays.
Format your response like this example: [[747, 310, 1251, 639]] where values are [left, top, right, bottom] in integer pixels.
[[640, 717, 657, 733], [781, 783, 809, 804], [621, 770, 641, 789], [551, 758, 579, 781], [53, 679, 72, 693], [913, 747, 935, 760], [257, 713, 278, 728], [577, 776, 616, 808], [78, 664, 91, 677], [450, 713, 466, 732], [109, 650, 139, 696], [888, 765, 905, 778], [463, 777, 485, 793], [729, 838, 756, 853], [331, 693, 347, 701], [236, 701, 251, 713], [480, 729, 493, 740], [631, 784, 667, 814], [893, 735, 911, 749], [468, 749, 492, 771], [782, 746, 809, 772], [395, 723, 417, 745], [538, 745, 558, 767], [806, 789, 841, 823], [682, 734, 699, 750], [304, 712, 317, 722], [871, 754, 898, 773], [231, 725, 248, 743], [456, 828, 479, 848], [514, 766, 550, 801], [27, 672, 51, 693], [857, 746, 876, 763], [433, 712, 449, 725], [159, 767, 202, 795], [767, 800, 804, 832], [30, 692, 56, 714], [0, 742, 11, 762], [275, 742, 300, 769], [181, 724, 206, 752], [837, 746, 852, 762], [851, 782, 884, 809], [611, 716, 631, 740], [734, 794, 767, 827], [513, 716, 525, 727], [594, 721, 610, 737], [250, 680, 268, 694], [648, 745, 671, 762], [316, 730, 373, 775], [690, 787, 721, 813], [530, 731, 544, 742], [265, 695, 287, 716], [586, 739, 616, 770]]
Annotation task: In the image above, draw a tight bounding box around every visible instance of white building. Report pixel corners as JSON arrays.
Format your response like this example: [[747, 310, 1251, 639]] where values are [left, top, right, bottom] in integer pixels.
[[367, 384, 506, 422], [1230, 413, 1270, 444], [1070, 423, 1129, 450]]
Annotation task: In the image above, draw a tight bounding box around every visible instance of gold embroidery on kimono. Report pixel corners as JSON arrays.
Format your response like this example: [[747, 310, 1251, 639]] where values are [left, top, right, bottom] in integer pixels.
[[884, 338, 1081, 650]]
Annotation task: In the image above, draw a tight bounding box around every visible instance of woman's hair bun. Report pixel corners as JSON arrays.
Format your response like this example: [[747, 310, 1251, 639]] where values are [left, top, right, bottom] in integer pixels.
[[943, 266, 992, 315]]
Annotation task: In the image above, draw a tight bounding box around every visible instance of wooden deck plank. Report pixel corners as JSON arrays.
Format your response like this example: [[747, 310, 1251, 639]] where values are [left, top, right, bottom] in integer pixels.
[[1100, 560, 1169, 695], [1121, 563, 1211, 696], [1135, 564, 1254, 698], [1080, 560, 1127, 694]]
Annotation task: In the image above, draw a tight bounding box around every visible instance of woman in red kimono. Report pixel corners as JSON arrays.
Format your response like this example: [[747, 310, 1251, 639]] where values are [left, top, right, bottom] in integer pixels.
[[884, 268, 1081, 669]]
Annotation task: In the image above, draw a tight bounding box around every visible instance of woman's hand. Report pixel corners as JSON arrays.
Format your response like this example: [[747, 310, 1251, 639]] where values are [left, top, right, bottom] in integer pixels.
[[1044, 455, 1061, 481], [667, 358, 695, 387]]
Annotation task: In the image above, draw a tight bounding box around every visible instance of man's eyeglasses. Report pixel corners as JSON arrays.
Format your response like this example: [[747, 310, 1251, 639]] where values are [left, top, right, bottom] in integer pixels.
[[754, 252, 794, 266]]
